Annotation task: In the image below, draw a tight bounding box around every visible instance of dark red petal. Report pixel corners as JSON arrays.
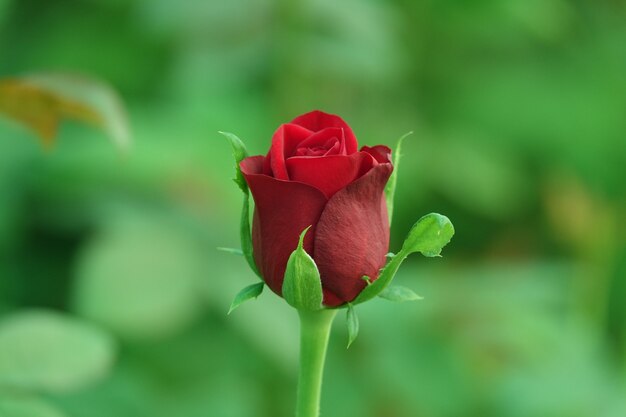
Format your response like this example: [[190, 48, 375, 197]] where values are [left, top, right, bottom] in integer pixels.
[[240, 155, 265, 175], [291, 110, 358, 154], [361, 145, 392, 164], [313, 162, 393, 306], [322, 288, 343, 307], [267, 123, 313, 180], [285, 152, 376, 198], [241, 157, 328, 297]]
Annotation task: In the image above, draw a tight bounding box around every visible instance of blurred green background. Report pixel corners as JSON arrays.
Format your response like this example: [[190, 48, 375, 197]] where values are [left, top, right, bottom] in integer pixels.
[[1, 0, 626, 416]]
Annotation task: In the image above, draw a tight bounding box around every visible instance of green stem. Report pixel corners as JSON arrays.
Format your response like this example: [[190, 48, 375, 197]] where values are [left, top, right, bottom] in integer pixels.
[[296, 309, 337, 417]]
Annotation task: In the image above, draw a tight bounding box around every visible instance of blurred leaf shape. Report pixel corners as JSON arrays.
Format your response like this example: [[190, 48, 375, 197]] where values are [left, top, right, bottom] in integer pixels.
[[73, 214, 204, 340], [0, 309, 115, 393], [0, 79, 98, 146], [420, 136, 532, 220], [0, 74, 130, 150], [216, 247, 243, 256], [0, 395, 67, 417], [378, 285, 423, 302], [299, 0, 404, 84]]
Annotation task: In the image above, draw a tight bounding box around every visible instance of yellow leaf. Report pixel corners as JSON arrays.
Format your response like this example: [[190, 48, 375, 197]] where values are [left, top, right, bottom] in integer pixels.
[[0, 74, 130, 150]]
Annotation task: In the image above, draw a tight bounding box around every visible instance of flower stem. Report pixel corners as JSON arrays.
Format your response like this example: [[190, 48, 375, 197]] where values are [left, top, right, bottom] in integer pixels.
[[296, 308, 337, 417]]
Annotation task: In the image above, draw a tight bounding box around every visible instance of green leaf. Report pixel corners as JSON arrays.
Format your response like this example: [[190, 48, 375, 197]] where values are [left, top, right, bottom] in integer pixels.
[[352, 213, 454, 305], [282, 226, 323, 311], [219, 131, 249, 193], [0, 309, 116, 393], [378, 285, 423, 302], [0, 73, 131, 151], [384, 131, 412, 225], [216, 247, 243, 255], [346, 304, 359, 348], [228, 282, 265, 314], [0, 395, 67, 417], [401, 213, 455, 257]]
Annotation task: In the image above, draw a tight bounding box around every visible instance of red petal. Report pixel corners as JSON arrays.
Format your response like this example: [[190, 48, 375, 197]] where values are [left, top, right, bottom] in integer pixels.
[[286, 152, 376, 198], [296, 127, 344, 154], [241, 156, 328, 297], [322, 141, 341, 156], [313, 162, 393, 306], [240, 155, 265, 175], [361, 145, 392, 164], [266, 123, 313, 180], [291, 111, 358, 154]]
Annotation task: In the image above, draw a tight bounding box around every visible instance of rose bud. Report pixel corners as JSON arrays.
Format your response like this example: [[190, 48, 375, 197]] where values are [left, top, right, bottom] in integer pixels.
[[240, 110, 392, 307]]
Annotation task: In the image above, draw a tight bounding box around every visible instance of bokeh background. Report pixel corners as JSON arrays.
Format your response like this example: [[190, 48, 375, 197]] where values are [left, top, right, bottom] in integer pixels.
[[1, 0, 626, 416]]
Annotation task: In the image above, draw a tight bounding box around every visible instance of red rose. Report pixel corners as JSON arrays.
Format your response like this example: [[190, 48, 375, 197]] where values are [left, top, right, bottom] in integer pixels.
[[240, 111, 392, 307]]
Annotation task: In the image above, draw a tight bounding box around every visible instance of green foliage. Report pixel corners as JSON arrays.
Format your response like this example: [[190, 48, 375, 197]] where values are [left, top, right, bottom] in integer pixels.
[[0, 310, 115, 393], [228, 282, 264, 314], [354, 213, 454, 305], [282, 227, 324, 311]]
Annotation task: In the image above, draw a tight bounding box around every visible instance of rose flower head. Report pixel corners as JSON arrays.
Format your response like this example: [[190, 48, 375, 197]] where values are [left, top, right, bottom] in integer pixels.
[[222, 110, 455, 416], [240, 110, 392, 307]]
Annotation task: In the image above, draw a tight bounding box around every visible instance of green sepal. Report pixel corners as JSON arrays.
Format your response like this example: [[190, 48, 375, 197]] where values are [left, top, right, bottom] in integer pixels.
[[240, 192, 261, 277], [228, 282, 264, 314], [219, 131, 249, 193], [384, 131, 413, 225], [378, 285, 423, 302], [216, 247, 243, 256], [352, 213, 454, 305], [346, 304, 359, 348], [220, 131, 261, 278], [282, 227, 324, 311]]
